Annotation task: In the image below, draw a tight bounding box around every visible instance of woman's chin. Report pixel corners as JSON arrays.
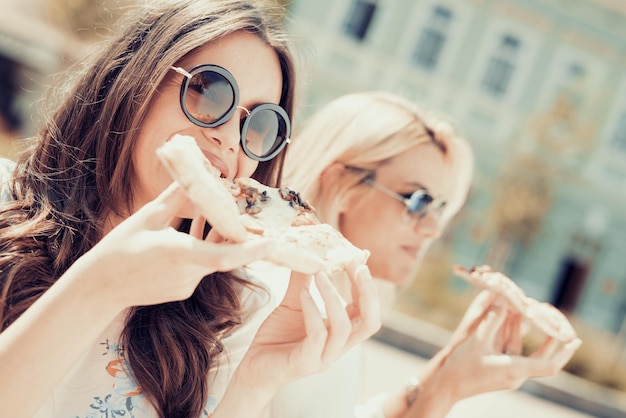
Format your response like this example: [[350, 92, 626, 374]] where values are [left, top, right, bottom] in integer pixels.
[[372, 263, 413, 286]]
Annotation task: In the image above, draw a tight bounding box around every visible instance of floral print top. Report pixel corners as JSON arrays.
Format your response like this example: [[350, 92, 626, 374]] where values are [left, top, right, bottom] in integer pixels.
[[31, 276, 278, 418]]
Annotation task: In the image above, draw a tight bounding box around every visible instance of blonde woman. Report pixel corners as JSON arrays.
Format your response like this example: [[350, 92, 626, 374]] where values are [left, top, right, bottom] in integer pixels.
[[271, 91, 581, 418]]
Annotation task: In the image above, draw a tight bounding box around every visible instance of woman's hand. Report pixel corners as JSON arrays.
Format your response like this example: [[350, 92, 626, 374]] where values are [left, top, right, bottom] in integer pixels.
[[405, 291, 581, 417], [215, 262, 382, 417], [71, 181, 274, 310]]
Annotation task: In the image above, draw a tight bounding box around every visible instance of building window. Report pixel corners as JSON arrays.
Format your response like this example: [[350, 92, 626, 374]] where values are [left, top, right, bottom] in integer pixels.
[[567, 62, 586, 82], [412, 5, 454, 71], [342, 0, 378, 42], [558, 62, 586, 107], [481, 34, 521, 98]]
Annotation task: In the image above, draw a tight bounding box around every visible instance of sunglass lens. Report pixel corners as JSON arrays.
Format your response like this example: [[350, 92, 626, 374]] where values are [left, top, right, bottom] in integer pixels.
[[407, 191, 434, 216], [243, 106, 290, 160], [185, 70, 236, 125]]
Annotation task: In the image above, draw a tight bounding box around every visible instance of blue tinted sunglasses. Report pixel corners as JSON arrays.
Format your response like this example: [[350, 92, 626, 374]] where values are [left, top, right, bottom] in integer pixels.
[[364, 178, 446, 221], [170, 64, 291, 162]]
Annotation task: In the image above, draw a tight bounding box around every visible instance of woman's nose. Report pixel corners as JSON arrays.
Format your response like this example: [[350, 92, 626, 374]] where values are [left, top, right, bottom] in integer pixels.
[[412, 210, 443, 239], [209, 109, 246, 153]]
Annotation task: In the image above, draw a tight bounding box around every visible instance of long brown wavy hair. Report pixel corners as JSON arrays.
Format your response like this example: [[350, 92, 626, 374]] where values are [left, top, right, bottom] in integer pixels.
[[0, 0, 296, 416]]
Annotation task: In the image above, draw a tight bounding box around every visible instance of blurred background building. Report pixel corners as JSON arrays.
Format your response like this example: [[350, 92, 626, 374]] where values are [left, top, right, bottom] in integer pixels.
[[285, 0, 626, 391], [1, 0, 626, 406]]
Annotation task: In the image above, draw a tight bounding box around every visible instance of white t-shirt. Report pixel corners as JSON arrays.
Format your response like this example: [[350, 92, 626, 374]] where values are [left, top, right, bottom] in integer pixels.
[[268, 345, 365, 418]]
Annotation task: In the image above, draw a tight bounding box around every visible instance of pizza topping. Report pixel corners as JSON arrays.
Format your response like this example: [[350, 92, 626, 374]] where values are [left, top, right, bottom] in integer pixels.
[[235, 182, 272, 215], [279, 187, 313, 211], [226, 180, 313, 217]]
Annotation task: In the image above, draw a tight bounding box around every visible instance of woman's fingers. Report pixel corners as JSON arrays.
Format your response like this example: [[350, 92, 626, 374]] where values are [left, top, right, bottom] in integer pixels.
[[205, 226, 227, 244], [315, 273, 351, 362], [346, 264, 381, 348], [297, 288, 328, 371], [188, 237, 275, 272], [281, 271, 314, 309], [478, 304, 508, 346], [295, 267, 380, 370], [137, 180, 239, 244], [466, 290, 496, 318], [139, 181, 191, 227], [503, 312, 523, 355], [511, 338, 582, 378], [450, 290, 496, 345], [529, 335, 560, 359], [293, 264, 381, 367], [189, 213, 207, 240], [494, 310, 519, 353], [550, 338, 582, 369], [346, 258, 363, 306]]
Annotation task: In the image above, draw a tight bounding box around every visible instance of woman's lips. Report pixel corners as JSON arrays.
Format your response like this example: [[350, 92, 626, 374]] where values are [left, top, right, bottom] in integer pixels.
[[202, 151, 229, 178], [401, 245, 421, 260]]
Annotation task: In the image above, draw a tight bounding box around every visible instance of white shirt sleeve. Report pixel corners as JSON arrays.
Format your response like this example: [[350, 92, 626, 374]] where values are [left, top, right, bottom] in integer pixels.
[[0, 157, 15, 202]]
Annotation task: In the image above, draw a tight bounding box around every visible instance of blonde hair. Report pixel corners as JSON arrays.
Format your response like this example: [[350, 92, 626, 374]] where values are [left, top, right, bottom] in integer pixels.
[[284, 91, 473, 226]]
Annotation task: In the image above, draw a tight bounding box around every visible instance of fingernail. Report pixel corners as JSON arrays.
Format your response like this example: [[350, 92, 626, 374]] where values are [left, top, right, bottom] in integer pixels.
[[315, 272, 332, 287], [569, 338, 582, 350]]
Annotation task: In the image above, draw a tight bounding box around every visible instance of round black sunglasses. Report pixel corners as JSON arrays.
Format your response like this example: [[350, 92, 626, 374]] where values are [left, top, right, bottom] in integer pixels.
[[170, 64, 291, 162]]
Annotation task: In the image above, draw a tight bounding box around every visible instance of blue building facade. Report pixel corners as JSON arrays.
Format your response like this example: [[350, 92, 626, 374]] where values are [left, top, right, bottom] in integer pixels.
[[286, 0, 626, 336]]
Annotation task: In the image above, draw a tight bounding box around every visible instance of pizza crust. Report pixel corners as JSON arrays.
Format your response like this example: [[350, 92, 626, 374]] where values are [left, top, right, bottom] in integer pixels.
[[156, 135, 247, 242], [453, 265, 577, 343], [262, 223, 370, 274], [157, 134, 369, 274]]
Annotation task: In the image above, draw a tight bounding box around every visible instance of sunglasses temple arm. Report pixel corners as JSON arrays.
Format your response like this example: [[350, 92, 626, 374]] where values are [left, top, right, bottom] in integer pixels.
[[170, 66, 192, 78], [364, 178, 409, 206]]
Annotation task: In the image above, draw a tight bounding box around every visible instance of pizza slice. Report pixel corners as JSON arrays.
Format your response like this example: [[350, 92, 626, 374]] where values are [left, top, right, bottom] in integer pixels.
[[453, 265, 578, 343], [156, 134, 369, 274]]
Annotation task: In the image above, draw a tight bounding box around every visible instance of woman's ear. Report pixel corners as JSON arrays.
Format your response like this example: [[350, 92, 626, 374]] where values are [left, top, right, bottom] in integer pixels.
[[319, 162, 344, 188], [319, 162, 352, 214]]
